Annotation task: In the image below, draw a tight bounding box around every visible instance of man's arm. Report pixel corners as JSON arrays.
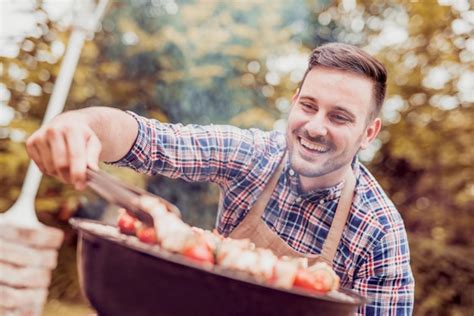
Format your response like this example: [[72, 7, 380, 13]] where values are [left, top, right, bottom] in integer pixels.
[[26, 107, 138, 189], [353, 225, 415, 315], [108, 112, 262, 184]]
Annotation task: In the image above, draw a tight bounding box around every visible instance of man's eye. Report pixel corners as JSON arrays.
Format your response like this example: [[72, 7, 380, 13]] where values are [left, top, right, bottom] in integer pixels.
[[332, 115, 350, 122], [301, 103, 314, 111]]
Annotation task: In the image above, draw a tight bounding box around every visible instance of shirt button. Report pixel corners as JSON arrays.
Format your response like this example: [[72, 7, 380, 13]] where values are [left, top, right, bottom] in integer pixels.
[[319, 199, 325, 205], [289, 169, 295, 176], [295, 197, 302, 203]]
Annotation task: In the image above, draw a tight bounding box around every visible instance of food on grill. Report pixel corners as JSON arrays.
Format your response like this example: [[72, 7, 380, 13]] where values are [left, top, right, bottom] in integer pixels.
[[136, 226, 158, 244], [73, 219, 360, 316], [294, 262, 340, 292], [117, 206, 340, 294], [117, 211, 138, 236], [182, 236, 215, 264]]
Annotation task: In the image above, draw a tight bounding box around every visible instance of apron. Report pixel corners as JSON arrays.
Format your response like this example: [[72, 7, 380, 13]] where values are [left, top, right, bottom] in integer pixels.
[[229, 153, 356, 267]]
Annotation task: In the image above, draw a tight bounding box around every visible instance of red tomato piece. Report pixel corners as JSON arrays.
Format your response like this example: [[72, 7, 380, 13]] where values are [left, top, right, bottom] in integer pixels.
[[117, 211, 138, 235], [182, 242, 215, 265], [137, 226, 158, 244], [293, 269, 331, 293], [267, 266, 277, 284], [312, 269, 332, 292], [294, 269, 317, 290]]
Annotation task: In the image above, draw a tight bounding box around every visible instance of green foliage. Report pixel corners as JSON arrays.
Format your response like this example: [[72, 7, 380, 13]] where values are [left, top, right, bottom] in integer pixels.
[[410, 236, 474, 316]]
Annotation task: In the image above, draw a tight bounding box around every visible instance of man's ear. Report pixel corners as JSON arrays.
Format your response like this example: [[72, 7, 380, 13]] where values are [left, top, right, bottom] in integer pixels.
[[360, 117, 381, 150]]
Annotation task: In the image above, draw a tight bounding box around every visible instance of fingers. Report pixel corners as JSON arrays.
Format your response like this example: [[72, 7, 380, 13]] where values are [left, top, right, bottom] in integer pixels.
[[26, 129, 55, 176], [46, 128, 69, 183], [65, 128, 89, 190], [85, 134, 101, 171], [26, 137, 46, 174], [67, 130, 102, 191], [38, 130, 55, 176], [25, 118, 102, 191]]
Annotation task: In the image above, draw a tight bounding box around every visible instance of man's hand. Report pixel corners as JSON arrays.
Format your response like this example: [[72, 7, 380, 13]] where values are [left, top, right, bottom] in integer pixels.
[[26, 111, 101, 190], [26, 107, 139, 190], [26, 107, 138, 190]]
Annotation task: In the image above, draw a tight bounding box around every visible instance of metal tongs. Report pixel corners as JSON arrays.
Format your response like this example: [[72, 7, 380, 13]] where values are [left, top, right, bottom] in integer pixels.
[[86, 168, 181, 227]]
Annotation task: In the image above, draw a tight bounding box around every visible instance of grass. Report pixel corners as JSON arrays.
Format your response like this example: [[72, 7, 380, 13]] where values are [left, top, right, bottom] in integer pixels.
[[43, 299, 95, 316]]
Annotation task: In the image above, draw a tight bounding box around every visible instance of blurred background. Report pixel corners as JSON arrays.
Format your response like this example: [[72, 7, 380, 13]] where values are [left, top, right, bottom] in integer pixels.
[[0, 0, 473, 315]]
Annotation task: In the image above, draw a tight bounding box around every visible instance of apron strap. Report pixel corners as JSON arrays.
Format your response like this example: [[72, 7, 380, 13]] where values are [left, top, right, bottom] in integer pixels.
[[320, 168, 356, 263], [229, 150, 356, 267], [246, 153, 287, 221]]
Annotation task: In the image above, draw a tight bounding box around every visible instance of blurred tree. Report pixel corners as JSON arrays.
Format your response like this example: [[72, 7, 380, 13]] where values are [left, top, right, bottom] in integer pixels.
[[0, 0, 307, 308], [67, 0, 307, 228], [369, 3, 474, 314]]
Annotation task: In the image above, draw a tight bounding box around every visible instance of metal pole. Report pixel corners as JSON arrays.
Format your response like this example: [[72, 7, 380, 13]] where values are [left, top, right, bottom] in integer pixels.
[[2, 0, 110, 227]]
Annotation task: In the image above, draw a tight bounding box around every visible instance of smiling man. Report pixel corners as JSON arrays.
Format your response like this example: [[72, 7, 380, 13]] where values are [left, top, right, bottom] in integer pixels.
[[287, 66, 381, 191], [27, 43, 414, 315]]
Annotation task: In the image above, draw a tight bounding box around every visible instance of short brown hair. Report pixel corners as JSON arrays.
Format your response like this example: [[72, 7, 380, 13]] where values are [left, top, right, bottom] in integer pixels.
[[299, 43, 387, 118]]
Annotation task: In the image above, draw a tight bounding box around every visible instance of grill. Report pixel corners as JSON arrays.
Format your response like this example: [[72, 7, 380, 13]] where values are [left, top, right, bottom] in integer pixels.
[[71, 218, 365, 316]]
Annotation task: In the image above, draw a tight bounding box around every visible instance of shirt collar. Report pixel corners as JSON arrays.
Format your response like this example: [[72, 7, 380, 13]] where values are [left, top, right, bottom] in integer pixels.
[[284, 154, 361, 202]]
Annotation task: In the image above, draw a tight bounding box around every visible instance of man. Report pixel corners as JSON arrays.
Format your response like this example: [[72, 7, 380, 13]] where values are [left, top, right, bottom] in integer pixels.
[[26, 43, 414, 315]]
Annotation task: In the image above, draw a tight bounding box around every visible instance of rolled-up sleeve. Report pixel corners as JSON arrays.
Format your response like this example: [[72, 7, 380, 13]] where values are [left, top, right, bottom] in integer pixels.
[[353, 224, 414, 315], [110, 111, 257, 185]]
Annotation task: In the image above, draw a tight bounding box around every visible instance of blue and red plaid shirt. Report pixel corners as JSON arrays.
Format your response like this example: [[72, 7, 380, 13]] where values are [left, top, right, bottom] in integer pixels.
[[112, 112, 414, 315]]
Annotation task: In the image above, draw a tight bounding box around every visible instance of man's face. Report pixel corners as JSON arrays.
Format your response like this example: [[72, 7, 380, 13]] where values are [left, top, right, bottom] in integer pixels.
[[286, 67, 381, 185]]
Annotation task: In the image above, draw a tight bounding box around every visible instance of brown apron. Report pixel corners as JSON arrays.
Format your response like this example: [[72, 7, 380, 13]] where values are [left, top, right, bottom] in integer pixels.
[[229, 154, 356, 267]]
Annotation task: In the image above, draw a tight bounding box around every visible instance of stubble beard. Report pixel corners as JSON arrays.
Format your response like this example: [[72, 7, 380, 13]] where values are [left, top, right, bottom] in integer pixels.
[[289, 149, 349, 178], [287, 131, 362, 179]]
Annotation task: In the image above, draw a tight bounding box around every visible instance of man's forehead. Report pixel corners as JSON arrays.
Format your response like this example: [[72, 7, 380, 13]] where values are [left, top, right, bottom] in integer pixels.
[[301, 67, 373, 89], [298, 67, 374, 113]]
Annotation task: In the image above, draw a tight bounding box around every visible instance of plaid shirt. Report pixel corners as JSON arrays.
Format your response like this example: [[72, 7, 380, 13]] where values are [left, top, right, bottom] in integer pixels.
[[112, 112, 414, 315]]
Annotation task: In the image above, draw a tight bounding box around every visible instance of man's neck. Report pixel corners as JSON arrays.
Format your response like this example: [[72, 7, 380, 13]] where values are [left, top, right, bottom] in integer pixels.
[[298, 165, 352, 193]]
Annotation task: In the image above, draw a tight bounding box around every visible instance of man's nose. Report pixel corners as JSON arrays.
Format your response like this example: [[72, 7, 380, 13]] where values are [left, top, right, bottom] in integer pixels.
[[306, 113, 328, 137]]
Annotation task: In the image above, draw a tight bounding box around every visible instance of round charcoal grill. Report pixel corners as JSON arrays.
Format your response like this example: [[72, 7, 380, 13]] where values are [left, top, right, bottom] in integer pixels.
[[71, 219, 365, 316]]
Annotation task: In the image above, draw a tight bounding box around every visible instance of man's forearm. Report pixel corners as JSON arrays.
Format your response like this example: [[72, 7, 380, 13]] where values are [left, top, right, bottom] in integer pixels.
[[78, 107, 139, 162]]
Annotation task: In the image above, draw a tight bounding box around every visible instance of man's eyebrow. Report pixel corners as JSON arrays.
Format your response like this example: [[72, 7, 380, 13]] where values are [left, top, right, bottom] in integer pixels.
[[299, 95, 317, 103]]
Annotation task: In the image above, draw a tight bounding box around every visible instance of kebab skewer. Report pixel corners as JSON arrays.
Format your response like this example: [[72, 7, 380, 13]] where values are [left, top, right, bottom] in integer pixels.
[[85, 169, 340, 294], [116, 197, 340, 294]]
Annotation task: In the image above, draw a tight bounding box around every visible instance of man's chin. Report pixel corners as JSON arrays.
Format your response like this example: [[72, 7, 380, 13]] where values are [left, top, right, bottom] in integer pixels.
[[291, 150, 322, 166], [291, 151, 347, 178], [290, 156, 323, 176]]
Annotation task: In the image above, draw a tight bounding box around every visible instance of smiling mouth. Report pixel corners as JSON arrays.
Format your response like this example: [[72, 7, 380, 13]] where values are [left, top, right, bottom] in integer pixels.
[[298, 137, 331, 154]]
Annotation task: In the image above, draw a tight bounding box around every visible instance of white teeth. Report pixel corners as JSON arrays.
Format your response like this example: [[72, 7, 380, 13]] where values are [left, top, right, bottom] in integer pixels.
[[300, 138, 328, 152]]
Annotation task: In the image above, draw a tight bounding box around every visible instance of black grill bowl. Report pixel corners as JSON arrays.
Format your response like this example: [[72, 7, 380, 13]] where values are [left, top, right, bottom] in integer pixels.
[[71, 219, 365, 316]]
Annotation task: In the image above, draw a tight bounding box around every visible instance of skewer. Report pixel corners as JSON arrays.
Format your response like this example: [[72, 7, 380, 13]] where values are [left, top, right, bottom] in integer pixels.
[[85, 168, 181, 227]]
